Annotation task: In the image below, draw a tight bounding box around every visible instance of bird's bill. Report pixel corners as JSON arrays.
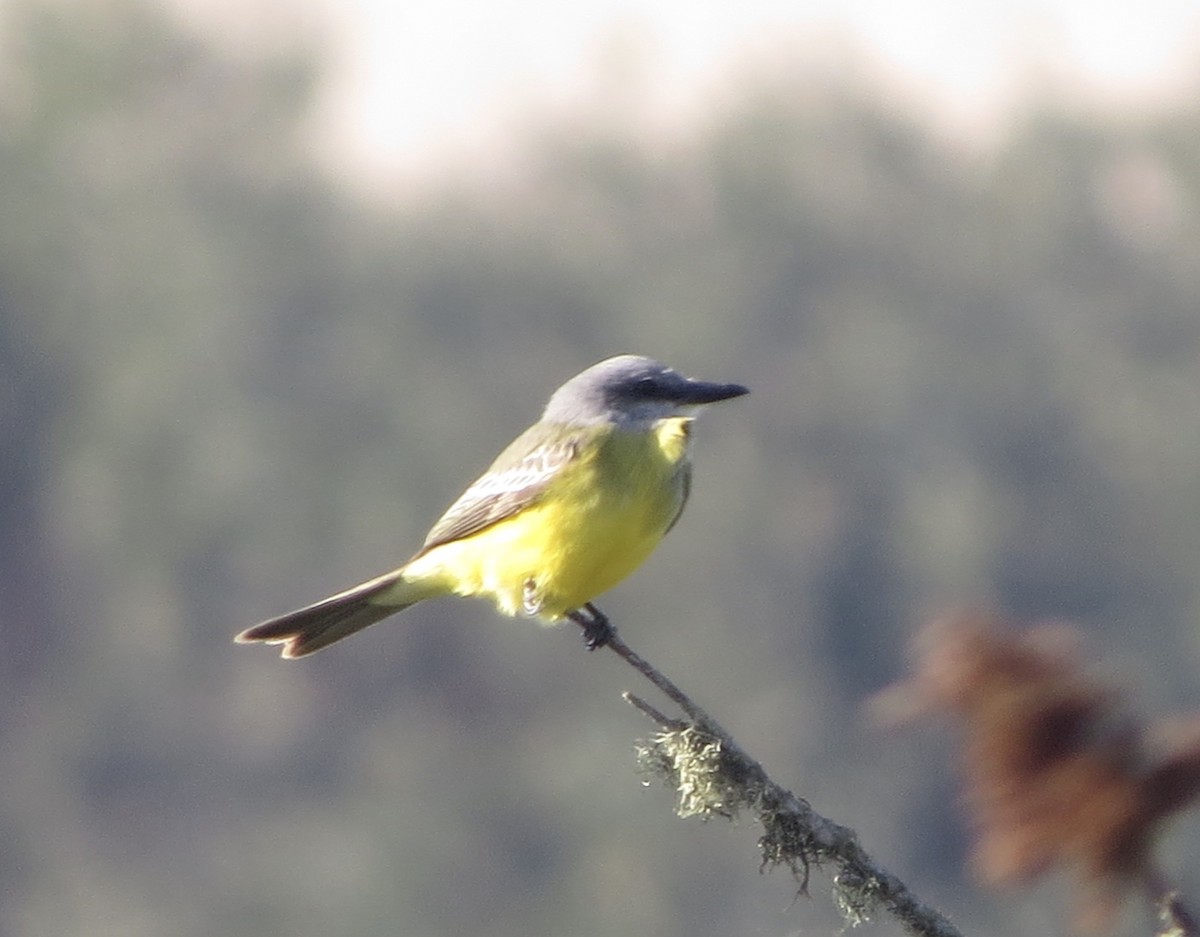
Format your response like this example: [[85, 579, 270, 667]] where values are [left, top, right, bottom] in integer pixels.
[[677, 380, 750, 406]]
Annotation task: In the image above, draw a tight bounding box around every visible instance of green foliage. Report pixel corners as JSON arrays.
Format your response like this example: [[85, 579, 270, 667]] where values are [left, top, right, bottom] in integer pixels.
[[3, 1, 1200, 935]]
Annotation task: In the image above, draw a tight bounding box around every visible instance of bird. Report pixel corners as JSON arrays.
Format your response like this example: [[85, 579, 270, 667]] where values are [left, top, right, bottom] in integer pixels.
[[235, 354, 748, 658]]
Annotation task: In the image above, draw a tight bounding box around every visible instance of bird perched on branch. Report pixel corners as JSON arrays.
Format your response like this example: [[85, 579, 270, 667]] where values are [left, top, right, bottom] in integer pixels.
[[235, 354, 748, 658]]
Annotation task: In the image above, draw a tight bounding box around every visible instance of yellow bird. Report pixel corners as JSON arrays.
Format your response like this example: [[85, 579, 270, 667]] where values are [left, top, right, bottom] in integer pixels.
[[235, 354, 748, 658]]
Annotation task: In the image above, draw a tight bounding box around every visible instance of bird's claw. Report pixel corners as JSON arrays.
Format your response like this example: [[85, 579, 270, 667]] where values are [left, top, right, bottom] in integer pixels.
[[570, 603, 614, 650]]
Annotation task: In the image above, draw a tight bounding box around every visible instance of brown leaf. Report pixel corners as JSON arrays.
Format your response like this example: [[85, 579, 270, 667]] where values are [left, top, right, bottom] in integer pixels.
[[877, 609, 1200, 932]]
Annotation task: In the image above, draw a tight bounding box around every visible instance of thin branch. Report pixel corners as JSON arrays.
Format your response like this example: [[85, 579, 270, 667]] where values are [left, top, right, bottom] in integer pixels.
[[603, 627, 963, 937], [1145, 867, 1200, 937], [623, 691, 687, 731], [605, 631, 714, 726]]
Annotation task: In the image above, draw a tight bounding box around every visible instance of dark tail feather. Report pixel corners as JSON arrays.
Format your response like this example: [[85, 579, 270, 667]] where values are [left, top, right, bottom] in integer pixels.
[[236, 570, 414, 658]]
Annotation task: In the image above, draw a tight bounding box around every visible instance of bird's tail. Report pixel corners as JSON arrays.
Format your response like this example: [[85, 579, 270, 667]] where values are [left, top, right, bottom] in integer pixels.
[[235, 567, 437, 658]]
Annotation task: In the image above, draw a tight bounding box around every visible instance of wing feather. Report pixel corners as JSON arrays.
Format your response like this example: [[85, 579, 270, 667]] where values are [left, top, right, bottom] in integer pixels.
[[416, 426, 583, 555], [663, 460, 692, 535]]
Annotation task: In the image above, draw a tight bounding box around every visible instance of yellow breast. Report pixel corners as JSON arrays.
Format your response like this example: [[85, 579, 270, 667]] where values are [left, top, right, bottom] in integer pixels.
[[413, 419, 693, 619]]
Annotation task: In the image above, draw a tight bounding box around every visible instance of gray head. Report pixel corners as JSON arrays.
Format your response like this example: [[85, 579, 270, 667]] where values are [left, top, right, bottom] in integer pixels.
[[542, 354, 748, 427]]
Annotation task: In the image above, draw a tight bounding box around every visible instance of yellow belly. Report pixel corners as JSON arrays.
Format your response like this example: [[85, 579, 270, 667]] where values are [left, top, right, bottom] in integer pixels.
[[402, 421, 690, 619]]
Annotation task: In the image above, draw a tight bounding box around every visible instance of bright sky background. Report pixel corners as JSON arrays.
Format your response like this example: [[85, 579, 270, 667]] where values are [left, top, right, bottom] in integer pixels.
[[177, 0, 1200, 188]]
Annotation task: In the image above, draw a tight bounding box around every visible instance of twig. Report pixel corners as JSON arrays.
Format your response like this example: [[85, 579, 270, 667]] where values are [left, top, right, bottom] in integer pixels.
[[623, 691, 687, 731], [603, 628, 963, 937], [1146, 867, 1200, 937], [605, 631, 714, 726]]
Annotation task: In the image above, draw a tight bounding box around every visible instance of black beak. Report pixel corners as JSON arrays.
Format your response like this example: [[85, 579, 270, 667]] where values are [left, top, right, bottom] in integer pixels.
[[677, 380, 750, 406]]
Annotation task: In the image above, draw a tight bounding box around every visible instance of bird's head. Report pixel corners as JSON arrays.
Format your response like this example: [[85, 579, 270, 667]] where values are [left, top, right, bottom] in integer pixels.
[[542, 354, 749, 427]]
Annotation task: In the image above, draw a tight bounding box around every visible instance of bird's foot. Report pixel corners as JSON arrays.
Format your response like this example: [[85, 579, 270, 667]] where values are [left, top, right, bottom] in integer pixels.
[[568, 603, 614, 650]]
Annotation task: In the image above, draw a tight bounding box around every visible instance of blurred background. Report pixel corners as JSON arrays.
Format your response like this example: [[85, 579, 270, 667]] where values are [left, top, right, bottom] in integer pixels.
[[4, 0, 1200, 934]]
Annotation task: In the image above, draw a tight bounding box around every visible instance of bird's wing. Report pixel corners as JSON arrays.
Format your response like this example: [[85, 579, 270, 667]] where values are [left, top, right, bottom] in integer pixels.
[[663, 459, 692, 535], [415, 425, 585, 555]]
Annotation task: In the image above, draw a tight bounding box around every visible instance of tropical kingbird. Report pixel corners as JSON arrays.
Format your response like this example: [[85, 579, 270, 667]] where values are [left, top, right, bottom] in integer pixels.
[[235, 354, 748, 658]]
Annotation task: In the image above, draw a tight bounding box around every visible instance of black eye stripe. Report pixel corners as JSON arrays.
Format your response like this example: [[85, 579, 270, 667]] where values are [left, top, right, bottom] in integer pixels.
[[625, 375, 673, 399]]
